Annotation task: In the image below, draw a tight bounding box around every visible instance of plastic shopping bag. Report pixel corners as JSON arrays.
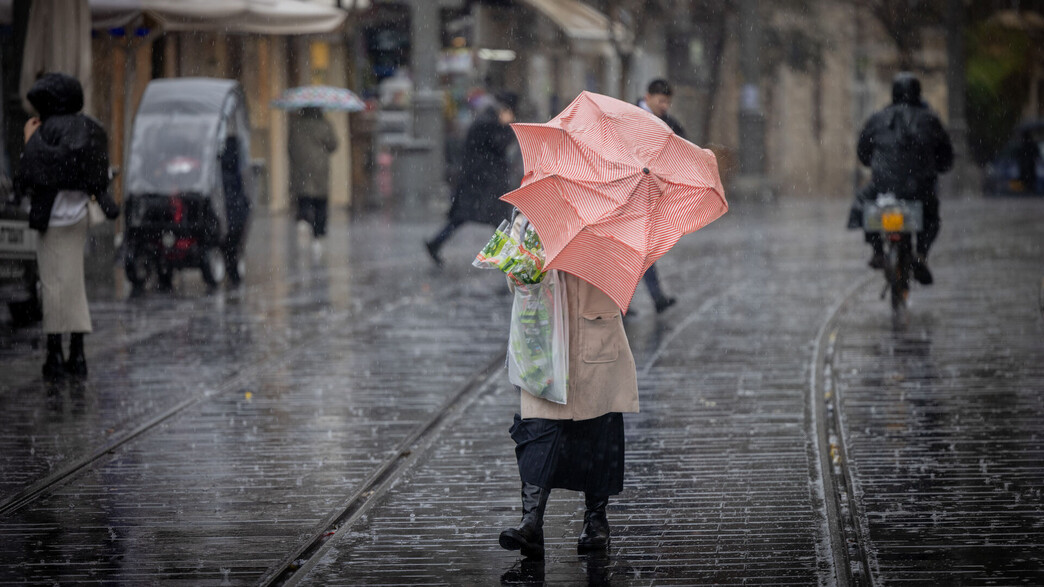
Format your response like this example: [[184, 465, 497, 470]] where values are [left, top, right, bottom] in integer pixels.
[[507, 269, 568, 404], [473, 215, 546, 285]]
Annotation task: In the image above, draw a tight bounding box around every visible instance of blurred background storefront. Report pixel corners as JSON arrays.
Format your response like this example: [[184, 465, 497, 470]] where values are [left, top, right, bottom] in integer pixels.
[[0, 0, 1042, 215]]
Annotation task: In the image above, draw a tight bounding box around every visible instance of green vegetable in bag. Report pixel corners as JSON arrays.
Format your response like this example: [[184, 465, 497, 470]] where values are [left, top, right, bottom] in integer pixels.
[[473, 217, 547, 285]]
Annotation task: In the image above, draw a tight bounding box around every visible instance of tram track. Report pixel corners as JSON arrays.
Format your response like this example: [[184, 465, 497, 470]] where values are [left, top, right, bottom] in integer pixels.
[[2, 210, 882, 584], [260, 352, 506, 587], [265, 269, 744, 586], [0, 269, 497, 518], [808, 273, 876, 586]]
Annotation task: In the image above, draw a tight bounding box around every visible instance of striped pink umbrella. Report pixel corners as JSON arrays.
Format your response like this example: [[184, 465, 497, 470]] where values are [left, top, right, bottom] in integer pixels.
[[501, 91, 728, 313]]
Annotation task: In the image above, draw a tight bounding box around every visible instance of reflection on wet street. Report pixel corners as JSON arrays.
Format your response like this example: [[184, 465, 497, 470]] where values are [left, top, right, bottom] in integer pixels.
[[831, 203, 1044, 583], [1, 197, 1042, 585]]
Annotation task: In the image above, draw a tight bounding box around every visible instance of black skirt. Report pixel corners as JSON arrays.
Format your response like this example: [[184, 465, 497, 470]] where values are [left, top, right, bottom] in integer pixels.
[[509, 412, 625, 496]]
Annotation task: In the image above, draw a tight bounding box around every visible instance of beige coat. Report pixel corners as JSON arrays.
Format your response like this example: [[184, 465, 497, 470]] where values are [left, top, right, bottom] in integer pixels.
[[520, 271, 639, 420]]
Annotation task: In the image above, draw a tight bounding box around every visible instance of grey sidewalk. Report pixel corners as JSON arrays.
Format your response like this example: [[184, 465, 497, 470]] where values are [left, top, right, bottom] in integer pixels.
[[1, 196, 1042, 585], [295, 197, 1044, 585], [296, 200, 861, 585]]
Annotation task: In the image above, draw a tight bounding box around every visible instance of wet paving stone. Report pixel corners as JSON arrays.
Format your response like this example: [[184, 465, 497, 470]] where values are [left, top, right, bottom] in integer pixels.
[[297, 200, 864, 585], [1, 197, 1041, 585], [831, 197, 1044, 584], [0, 213, 512, 584]]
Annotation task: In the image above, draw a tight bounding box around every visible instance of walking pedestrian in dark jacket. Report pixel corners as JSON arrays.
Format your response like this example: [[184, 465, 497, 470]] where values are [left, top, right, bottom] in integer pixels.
[[852, 72, 953, 284], [424, 92, 518, 267], [221, 134, 250, 285], [635, 79, 682, 313], [16, 72, 115, 379]]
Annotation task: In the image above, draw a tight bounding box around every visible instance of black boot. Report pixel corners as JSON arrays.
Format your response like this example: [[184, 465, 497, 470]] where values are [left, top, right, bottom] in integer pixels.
[[577, 494, 610, 552], [912, 254, 933, 285], [867, 233, 886, 269], [424, 240, 444, 268], [499, 482, 550, 559], [868, 240, 886, 269], [654, 296, 677, 314], [499, 558, 545, 586], [42, 334, 65, 380], [65, 333, 87, 378]]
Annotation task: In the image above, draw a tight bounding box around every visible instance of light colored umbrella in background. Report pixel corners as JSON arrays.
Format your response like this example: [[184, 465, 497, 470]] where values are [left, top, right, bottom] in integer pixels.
[[501, 91, 727, 314], [271, 85, 366, 112]]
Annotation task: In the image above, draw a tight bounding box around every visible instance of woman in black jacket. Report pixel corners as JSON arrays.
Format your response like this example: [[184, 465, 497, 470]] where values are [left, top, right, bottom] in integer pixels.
[[16, 72, 114, 378]]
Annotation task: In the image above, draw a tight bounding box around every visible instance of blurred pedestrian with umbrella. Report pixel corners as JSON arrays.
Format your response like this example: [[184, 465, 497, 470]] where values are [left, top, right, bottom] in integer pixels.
[[424, 91, 518, 267], [274, 86, 361, 256], [497, 91, 727, 559]]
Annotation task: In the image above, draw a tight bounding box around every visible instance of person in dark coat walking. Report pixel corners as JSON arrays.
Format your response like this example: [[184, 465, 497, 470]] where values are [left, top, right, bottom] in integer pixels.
[[851, 72, 953, 284], [635, 79, 682, 313], [16, 72, 115, 379], [220, 133, 250, 285], [424, 92, 517, 267]]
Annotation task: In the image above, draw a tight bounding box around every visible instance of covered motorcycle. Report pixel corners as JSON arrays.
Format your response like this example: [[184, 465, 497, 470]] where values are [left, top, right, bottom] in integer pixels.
[[123, 78, 252, 291]]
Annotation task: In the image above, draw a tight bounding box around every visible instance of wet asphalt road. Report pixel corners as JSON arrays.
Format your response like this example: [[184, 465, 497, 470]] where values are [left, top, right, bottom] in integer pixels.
[[0, 195, 1041, 585]]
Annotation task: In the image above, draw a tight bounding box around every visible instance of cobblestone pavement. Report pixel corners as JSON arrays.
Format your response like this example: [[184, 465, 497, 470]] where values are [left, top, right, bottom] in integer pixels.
[[828, 200, 1044, 584], [0, 195, 1041, 585]]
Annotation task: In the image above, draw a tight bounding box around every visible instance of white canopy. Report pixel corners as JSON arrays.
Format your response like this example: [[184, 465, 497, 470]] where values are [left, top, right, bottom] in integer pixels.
[[140, 0, 351, 35], [0, 0, 363, 34], [517, 0, 630, 55]]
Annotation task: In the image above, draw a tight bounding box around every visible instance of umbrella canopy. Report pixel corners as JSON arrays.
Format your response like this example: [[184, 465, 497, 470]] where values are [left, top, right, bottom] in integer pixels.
[[272, 85, 365, 112], [501, 91, 727, 313]]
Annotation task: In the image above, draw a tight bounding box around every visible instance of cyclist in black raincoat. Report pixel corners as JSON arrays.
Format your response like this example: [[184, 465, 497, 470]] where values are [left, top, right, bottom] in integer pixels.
[[851, 73, 953, 285]]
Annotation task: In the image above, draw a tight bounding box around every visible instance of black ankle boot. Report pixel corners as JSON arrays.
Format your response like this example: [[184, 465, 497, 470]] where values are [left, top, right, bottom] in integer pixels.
[[42, 334, 65, 379], [912, 254, 933, 285], [577, 494, 610, 552], [499, 482, 550, 559], [65, 333, 87, 377]]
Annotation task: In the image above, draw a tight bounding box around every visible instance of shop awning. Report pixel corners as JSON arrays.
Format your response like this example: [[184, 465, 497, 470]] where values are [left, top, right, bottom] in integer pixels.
[[140, 0, 352, 35], [0, 0, 364, 34], [517, 0, 630, 53]]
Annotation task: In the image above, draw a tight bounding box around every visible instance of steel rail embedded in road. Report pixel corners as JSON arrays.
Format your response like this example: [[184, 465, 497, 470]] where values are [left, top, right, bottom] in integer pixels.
[[0, 277, 488, 519], [260, 352, 506, 587], [808, 274, 876, 587]]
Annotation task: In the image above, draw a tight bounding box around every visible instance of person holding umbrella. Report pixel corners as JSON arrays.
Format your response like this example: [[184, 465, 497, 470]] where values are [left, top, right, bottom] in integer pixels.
[[497, 237, 639, 559], [274, 86, 363, 256], [497, 92, 727, 559], [288, 106, 338, 255]]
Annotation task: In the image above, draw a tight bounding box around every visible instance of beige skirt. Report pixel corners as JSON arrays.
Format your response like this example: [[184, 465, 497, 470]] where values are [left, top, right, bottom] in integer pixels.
[[37, 217, 92, 334]]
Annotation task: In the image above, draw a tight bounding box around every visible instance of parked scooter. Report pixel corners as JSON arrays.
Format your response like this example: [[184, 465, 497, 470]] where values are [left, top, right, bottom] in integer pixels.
[[0, 175, 40, 326], [123, 78, 252, 293], [863, 193, 923, 312]]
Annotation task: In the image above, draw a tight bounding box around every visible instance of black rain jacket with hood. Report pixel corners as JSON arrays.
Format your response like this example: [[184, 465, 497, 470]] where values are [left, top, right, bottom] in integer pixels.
[[17, 72, 111, 232], [856, 73, 954, 201]]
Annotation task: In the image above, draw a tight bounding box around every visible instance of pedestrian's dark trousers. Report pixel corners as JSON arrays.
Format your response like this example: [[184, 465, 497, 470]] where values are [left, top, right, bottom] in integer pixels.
[[642, 264, 667, 303], [296, 195, 329, 237], [427, 218, 466, 252]]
